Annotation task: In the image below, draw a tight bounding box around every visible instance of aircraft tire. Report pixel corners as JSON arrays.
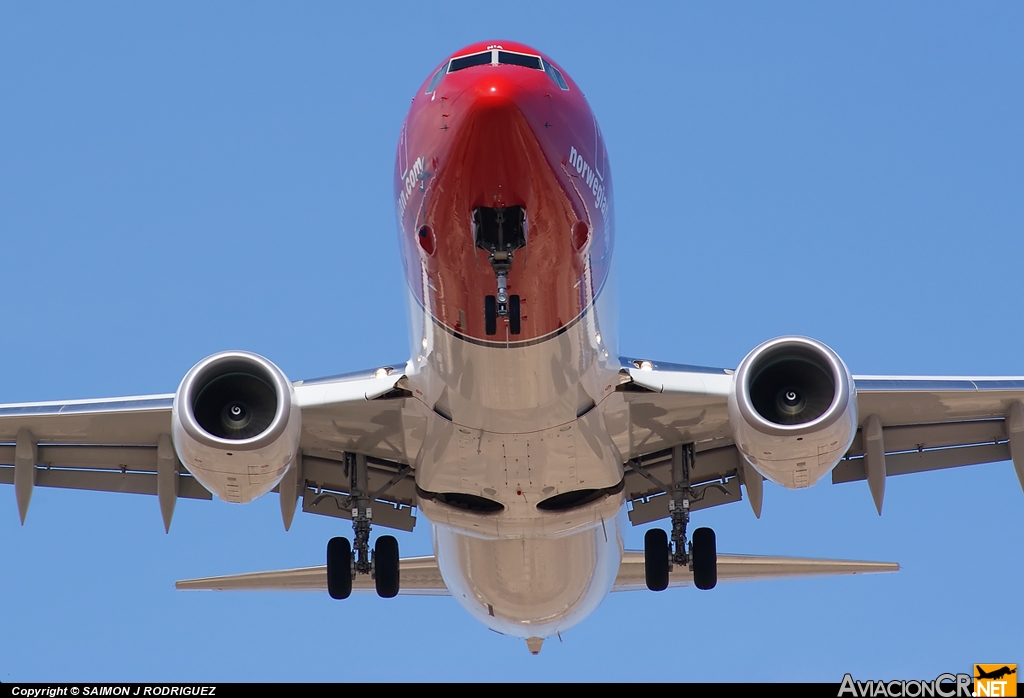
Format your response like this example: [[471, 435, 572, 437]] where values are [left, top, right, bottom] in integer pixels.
[[485, 295, 497, 336], [508, 295, 521, 335], [692, 527, 717, 590], [327, 537, 352, 600], [374, 535, 400, 598], [644, 528, 670, 592]]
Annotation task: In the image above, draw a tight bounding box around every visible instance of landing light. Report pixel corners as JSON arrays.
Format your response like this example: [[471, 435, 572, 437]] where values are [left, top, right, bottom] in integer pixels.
[[374, 367, 393, 378], [639, 360, 654, 371]]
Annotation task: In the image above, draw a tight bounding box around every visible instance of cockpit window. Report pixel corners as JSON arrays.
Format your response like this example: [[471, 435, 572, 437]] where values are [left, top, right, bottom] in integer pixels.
[[448, 51, 492, 73], [443, 49, 559, 82], [425, 66, 445, 94], [497, 51, 542, 70], [542, 58, 569, 90]]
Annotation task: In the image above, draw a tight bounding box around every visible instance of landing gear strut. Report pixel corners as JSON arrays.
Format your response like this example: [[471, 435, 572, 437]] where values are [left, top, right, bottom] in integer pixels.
[[475, 206, 524, 337], [326, 452, 400, 599], [642, 443, 718, 592]]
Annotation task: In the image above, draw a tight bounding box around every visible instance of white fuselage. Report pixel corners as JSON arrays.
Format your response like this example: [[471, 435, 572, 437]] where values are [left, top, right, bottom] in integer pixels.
[[405, 273, 629, 639], [394, 42, 627, 639]]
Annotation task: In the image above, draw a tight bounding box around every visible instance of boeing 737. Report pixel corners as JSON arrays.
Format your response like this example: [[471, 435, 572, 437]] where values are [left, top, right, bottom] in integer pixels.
[[2, 41, 1022, 653]]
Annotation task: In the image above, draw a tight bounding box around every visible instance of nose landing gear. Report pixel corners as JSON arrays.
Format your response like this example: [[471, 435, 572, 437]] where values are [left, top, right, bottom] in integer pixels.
[[485, 292, 521, 337], [475, 206, 525, 337], [641, 443, 718, 592], [326, 452, 401, 600]]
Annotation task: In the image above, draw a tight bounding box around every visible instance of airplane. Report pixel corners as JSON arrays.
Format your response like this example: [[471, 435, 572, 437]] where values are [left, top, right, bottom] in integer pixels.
[[975, 667, 1017, 681], [1, 40, 1022, 654]]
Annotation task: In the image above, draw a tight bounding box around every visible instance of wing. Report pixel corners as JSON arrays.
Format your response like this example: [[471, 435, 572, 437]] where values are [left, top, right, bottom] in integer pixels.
[[833, 375, 1024, 513], [618, 357, 1024, 523], [174, 551, 898, 595], [617, 357, 749, 524], [0, 363, 417, 532]]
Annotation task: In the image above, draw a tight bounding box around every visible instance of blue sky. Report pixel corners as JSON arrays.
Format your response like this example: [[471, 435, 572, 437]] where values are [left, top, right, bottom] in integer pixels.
[[1, 1, 1021, 682]]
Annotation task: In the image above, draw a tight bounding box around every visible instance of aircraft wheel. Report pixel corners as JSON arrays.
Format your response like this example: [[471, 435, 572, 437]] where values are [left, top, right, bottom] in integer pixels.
[[327, 536, 352, 600], [373, 535, 400, 598], [508, 295, 521, 335], [485, 295, 497, 336], [644, 528, 670, 592], [691, 527, 717, 590]]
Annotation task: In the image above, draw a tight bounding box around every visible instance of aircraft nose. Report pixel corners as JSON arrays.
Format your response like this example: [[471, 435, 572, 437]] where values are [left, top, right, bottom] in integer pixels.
[[462, 71, 531, 120], [444, 71, 542, 209]]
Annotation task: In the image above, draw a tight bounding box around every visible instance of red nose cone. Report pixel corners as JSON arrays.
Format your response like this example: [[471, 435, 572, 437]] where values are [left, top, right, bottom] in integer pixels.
[[396, 44, 613, 344], [450, 73, 537, 209], [468, 70, 527, 106]]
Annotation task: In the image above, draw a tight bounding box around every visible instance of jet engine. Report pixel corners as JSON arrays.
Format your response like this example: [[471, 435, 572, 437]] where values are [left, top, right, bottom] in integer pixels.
[[172, 351, 300, 503], [727, 336, 857, 489]]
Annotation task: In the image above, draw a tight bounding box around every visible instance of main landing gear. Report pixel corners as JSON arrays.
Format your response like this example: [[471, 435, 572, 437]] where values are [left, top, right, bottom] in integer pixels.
[[642, 443, 718, 592], [475, 205, 525, 337], [326, 452, 400, 600]]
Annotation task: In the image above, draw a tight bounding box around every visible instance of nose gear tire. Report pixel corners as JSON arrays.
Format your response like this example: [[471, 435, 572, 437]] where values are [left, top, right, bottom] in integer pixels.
[[485, 295, 497, 336], [509, 295, 521, 335]]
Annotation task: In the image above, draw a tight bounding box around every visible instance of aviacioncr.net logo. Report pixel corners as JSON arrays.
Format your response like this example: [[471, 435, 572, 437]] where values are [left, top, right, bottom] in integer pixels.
[[838, 673, 973, 697]]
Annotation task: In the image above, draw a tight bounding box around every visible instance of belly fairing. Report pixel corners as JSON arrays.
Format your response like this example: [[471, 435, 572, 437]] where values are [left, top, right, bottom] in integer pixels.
[[432, 514, 623, 639]]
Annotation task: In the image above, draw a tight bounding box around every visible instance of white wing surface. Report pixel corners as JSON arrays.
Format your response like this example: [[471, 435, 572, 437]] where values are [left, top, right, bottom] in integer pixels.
[[618, 358, 1024, 524], [0, 364, 416, 531]]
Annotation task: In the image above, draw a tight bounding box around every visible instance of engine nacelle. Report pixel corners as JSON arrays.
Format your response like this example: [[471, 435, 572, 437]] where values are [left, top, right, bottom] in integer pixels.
[[172, 351, 300, 504], [728, 336, 857, 489]]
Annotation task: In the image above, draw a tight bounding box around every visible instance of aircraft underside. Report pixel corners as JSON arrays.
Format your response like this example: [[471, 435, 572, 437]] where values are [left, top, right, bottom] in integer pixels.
[[2, 40, 1021, 654]]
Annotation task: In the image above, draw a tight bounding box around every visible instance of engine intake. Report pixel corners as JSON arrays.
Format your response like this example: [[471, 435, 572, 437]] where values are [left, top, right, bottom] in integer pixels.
[[728, 336, 856, 489], [172, 351, 300, 504], [748, 343, 837, 426], [193, 370, 277, 440]]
